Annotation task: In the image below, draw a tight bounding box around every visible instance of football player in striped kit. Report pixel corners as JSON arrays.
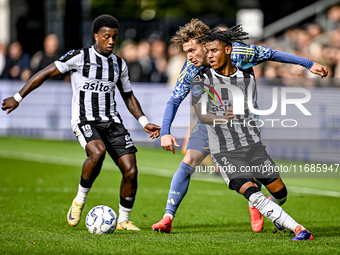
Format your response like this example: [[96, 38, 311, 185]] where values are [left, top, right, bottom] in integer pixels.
[[152, 19, 327, 234], [191, 27, 313, 241], [1, 15, 160, 231]]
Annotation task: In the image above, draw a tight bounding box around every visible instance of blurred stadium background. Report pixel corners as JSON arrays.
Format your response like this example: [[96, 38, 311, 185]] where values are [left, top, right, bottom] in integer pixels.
[[0, 0, 340, 164]]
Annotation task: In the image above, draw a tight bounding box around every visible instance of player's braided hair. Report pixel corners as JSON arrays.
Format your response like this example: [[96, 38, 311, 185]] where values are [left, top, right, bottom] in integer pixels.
[[196, 24, 249, 46], [92, 14, 120, 34]]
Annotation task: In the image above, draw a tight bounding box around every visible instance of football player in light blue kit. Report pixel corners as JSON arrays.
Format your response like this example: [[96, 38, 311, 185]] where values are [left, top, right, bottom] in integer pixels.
[[152, 19, 328, 233]]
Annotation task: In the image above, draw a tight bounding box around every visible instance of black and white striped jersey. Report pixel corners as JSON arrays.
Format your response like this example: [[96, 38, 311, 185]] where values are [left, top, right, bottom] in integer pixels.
[[54, 45, 132, 128], [191, 66, 261, 155]]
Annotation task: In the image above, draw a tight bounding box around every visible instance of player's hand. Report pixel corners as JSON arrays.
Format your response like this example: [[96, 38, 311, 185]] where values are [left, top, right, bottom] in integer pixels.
[[1, 97, 19, 114], [309, 62, 328, 78], [161, 134, 180, 154], [148, 130, 160, 139], [144, 123, 161, 139], [203, 146, 210, 153], [226, 106, 235, 121]]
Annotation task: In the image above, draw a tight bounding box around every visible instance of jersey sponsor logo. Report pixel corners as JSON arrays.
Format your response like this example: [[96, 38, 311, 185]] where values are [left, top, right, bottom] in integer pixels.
[[192, 75, 202, 83], [202, 83, 223, 106], [113, 63, 119, 74], [192, 85, 202, 97], [211, 102, 233, 113], [263, 159, 273, 167], [83, 81, 111, 92], [197, 82, 244, 115], [191, 123, 200, 133], [59, 50, 75, 60], [125, 135, 134, 148], [81, 124, 93, 138], [85, 62, 102, 67]]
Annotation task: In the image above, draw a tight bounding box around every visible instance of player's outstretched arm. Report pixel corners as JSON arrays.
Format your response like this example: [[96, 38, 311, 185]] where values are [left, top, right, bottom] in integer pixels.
[[121, 91, 161, 138], [309, 62, 328, 78], [1, 63, 61, 114], [236, 43, 328, 78], [268, 49, 328, 78], [161, 134, 180, 154]]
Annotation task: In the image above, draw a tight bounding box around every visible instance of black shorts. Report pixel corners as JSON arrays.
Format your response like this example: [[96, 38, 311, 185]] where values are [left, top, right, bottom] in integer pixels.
[[212, 142, 280, 189], [74, 121, 137, 164]]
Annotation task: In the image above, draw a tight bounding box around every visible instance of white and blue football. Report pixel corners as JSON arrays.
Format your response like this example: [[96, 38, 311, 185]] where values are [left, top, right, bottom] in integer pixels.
[[85, 205, 117, 234]]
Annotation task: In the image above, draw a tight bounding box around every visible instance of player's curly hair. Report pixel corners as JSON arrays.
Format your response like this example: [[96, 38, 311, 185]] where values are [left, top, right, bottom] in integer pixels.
[[171, 18, 210, 47], [196, 24, 249, 46], [92, 15, 120, 34]]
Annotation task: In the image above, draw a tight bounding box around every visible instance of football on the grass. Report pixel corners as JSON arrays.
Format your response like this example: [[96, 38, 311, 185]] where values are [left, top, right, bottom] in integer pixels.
[[85, 205, 117, 234]]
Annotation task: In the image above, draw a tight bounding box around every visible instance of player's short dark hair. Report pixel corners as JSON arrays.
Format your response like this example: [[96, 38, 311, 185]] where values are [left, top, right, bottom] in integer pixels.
[[92, 15, 120, 34], [196, 24, 249, 46]]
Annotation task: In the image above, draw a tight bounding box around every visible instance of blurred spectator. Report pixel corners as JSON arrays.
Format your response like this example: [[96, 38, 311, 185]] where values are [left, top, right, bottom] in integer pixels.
[[118, 39, 143, 82], [30, 34, 61, 75], [166, 44, 186, 87], [0, 43, 7, 77], [318, 5, 340, 32], [295, 28, 311, 54], [1, 41, 31, 81], [149, 39, 168, 83], [277, 27, 297, 50], [306, 23, 324, 42], [328, 28, 340, 48], [136, 40, 153, 82]]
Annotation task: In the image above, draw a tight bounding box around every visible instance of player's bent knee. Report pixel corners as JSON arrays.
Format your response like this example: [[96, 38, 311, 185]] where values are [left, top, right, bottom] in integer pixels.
[[229, 178, 256, 193], [270, 185, 288, 205], [259, 178, 285, 194], [90, 151, 106, 163], [182, 152, 191, 165], [183, 149, 204, 168], [87, 142, 106, 163]]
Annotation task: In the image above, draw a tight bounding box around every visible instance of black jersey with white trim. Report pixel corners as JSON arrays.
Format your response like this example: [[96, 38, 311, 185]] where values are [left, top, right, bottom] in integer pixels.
[[54, 45, 132, 127], [191, 66, 261, 154]]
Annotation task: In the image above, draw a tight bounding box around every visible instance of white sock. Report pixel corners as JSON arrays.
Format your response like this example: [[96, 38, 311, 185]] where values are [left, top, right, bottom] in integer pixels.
[[118, 204, 132, 223], [249, 191, 303, 232], [164, 213, 174, 220], [75, 184, 90, 203], [269, 195, 278, 204], [249, 195, 279, 209]]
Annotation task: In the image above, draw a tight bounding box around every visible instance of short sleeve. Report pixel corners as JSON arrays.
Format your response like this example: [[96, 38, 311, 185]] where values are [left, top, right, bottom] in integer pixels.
[[119, 58, 132, 93], [54, 49, 82, 74]]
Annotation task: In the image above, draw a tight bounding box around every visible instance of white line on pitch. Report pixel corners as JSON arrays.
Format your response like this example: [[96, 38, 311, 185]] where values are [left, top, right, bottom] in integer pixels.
[[1, 150, 340, 198]]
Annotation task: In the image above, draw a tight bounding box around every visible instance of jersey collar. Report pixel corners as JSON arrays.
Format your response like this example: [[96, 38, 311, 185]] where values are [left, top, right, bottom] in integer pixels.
[[212, 66, 239, 78], [92, 45, 114, 59]]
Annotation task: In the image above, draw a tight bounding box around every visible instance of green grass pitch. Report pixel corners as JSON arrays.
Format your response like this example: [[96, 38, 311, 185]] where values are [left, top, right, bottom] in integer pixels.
[[0, 137, 339, 254]]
